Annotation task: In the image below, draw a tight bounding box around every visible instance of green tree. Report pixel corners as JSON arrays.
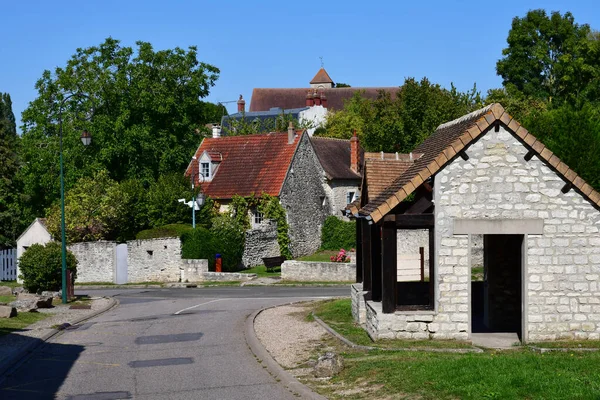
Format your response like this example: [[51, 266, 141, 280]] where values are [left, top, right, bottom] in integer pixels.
[[334, 83, 351, 88], [146, 172, 192, 228], [322, 78, 481, 152], [0, 93, 20, 247], [19, 38, 220, 219], [496, 9, 599, 104], [222, 112, 313, 136]]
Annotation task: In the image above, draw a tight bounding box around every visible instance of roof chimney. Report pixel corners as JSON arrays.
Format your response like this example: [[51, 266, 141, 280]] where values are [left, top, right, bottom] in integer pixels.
[[288, 121, 295, 144], [212, 124, 221, 138], [305, 90, 314, 107], [350, 129, 359, 173], [237, 94, 245, 113], [313, 90, 321, 106], [320, 91, 327, 108]]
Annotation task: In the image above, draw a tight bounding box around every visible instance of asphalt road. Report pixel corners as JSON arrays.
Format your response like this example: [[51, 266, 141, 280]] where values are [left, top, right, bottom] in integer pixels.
[[0, 286, 349, 400]]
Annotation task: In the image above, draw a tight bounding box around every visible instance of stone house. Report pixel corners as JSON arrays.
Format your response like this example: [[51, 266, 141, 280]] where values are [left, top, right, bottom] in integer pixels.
[[185, 125, 363, 267], [348, 103, 600, 343]]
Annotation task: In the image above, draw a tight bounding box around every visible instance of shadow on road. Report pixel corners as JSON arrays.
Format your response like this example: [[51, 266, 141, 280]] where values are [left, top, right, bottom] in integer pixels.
[[0, 337, 84, 400]]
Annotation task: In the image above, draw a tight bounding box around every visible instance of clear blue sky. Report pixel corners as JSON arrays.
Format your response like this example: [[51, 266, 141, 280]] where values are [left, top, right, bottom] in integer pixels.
[[2, 0, 598, 132]]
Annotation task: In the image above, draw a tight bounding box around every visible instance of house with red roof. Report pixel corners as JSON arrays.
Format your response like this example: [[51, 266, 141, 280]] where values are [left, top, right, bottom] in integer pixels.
[[185, 124, 363, 267]]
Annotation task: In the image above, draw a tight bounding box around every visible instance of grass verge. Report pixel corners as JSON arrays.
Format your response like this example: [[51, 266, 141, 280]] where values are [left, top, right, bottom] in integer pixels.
[[0, 295, 16, 303], [529, 340, 600, 349], [0, 312, 50, 337], [297, 250, 339, 262], [0, 281, 21, 288], [241, 265, 281, 277]]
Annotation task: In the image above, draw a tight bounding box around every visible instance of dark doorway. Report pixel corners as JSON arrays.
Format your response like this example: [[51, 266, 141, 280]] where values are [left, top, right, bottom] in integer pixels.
[[472, 234, 523, 339]]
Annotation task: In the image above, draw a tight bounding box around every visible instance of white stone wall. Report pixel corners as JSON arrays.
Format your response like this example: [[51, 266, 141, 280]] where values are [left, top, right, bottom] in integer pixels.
[[397, 230, 429, 281], [351, 283, 368, 325], [434, 126, 600, 341], [127, 238, 183, 283], [366, 301, 436, 340], [281, 260, 355, 282], [323, 180, 360, 220], [242, 221, 281, 268], [69, 241, 116, 283], [299, 105, 327, 136]]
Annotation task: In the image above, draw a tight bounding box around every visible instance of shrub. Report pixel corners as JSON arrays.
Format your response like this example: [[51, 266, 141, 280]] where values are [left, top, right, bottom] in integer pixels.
[[18, 242, 78, 293], [137, 224, 193, 240], [321, 216, 356, 250], [181, 227, 218, 269], [330, 248, 351, 263]]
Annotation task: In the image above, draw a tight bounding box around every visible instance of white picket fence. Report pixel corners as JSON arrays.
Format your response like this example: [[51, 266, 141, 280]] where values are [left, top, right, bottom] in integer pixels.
[[0, 248, 17, 281]]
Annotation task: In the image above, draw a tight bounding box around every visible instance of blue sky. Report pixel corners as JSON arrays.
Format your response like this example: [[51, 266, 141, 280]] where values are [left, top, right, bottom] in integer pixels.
[[1, 0, 599, 132]]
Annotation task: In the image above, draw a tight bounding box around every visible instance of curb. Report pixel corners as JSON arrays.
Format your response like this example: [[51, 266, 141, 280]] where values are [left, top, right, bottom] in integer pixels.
[[245, 304, 328, 400], [0, 296, 119, 379]]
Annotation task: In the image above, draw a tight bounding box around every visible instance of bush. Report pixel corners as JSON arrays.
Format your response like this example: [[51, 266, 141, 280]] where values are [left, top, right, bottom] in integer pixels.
[[137, 224, 193, 240], [321, 216, 356, 250], [18, 242, 78, 293], [181, 227, 218, 269]]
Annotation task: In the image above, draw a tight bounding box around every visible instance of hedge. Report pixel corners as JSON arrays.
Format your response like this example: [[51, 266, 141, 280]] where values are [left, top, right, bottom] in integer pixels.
[[136, 224, 193, 240], [320, 216, 356, 250]]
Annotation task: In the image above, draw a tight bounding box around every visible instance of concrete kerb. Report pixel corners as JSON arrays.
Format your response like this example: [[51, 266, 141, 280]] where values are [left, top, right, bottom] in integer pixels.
[[0, 296, 119, 379], [244, 303, 328, 400], [311, 313, 484, 354]]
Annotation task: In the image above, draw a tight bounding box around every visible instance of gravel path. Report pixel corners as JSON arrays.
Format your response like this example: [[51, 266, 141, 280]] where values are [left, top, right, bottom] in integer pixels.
[[254, 302, 328, 369], [0, 297, 111, 367]]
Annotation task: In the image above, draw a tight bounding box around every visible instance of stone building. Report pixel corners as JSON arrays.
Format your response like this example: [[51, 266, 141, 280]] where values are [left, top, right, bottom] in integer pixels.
[[348, 103, 600, 344], [185, 125, 363, 266]]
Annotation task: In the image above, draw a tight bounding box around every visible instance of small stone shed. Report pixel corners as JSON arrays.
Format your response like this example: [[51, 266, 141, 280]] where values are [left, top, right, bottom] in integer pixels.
[[348, 103, 600, 343]]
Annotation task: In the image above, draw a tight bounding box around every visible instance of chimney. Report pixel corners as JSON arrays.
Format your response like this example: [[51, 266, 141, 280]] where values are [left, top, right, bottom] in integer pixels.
[[320, 91, 327, 108], [350, 129, 359, 173], [313, 90, 321, 106], [305, 90, 314, 107], [212, 124, 221, 138], [237, 94, 245, 113], [288, 121, 295, 144]]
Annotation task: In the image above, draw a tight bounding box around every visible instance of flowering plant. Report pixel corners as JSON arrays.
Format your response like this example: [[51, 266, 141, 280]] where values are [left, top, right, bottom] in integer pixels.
[[330, 248, 351, 263]]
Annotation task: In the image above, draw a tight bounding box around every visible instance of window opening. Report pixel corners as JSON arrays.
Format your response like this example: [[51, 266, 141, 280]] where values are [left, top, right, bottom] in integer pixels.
[[200, 162, 210, 178]]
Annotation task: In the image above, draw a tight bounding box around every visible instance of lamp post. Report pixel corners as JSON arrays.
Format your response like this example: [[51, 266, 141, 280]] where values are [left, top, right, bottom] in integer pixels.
[[191, 156, 205, 228], [58, 93, 94, 304]]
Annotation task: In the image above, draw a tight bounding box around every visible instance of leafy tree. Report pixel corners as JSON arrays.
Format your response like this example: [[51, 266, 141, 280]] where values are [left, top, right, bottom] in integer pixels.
[[0, 93, 20, 247], [19, 38, 220, 219], [496, 9, 599, 104], [321, 78, 482, 152], [146, 172, 193, 228], [335, 83, 351, 88], [222, 112, 313, 136]]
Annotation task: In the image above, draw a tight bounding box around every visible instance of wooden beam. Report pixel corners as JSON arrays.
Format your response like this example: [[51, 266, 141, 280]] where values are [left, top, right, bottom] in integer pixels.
[[460, 151, 469, 161], [361, 219, 372, 291], [356, 218, 363, 283], [405, 196, 434, 215], [561, 182, 572, 194], [370, 223, 382, 302], [381, 220, 397, 313], [524, 150, 535, 162], [384, 213, 434, 228]]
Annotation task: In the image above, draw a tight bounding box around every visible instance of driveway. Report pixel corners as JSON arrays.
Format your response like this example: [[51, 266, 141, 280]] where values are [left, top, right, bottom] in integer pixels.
[[0, 286, 348, 399]]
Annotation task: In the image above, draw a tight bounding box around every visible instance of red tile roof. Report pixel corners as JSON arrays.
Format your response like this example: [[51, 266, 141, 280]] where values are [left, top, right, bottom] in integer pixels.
[[249, 87, 399, 112], [185, 131, 303, 199], [310, 68, 334, 84]]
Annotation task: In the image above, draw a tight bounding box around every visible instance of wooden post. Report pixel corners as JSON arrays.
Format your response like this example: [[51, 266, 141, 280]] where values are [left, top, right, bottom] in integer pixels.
[[361, 219, 372, 291], [370, 223, 382, 301], [356, 218, 363, 283], [381, 220, 397, 313]]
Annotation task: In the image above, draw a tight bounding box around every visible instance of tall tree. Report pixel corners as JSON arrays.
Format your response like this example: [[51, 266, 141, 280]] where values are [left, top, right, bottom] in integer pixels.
[[496, 10, 599, 104], [0, 93, 19, 247], [19, 38, 220, 218]]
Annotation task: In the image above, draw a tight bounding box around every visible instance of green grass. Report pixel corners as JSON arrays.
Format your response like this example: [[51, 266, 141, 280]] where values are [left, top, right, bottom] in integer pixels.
[[0, 312, 50, 337], [296, 250, 339, 262], [241, 265, 281, 277], [0, 295, 16, 303], [472, 266, 484, 281], [0, 281, 22, 288], [313, 298, 471, 349], [529, 340, 600, 349]]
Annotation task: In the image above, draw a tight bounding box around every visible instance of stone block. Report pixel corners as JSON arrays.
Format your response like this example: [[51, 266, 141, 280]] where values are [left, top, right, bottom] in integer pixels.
[[0, 305, 17, 318], [0, 286, 12, 296], [411, 332, 429, 340]]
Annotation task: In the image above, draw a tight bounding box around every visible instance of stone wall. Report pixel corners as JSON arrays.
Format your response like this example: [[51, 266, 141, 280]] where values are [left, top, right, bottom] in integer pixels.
[[280, 133, 329, 257], [397, 229, 429, 281], [181, 259, 209, 282], [69, 241, 116, 283], [281, 260, 355, 282], [323, 180, 360, 220], [351, 283, 368, 325], [366, 301, 436, 340], [242, 220, 281, 268], [434, 125, 600, 341], [127, 238, 183, 283]]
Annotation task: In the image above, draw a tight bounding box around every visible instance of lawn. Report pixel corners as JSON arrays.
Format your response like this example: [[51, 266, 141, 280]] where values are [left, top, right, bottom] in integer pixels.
[[0, 295, 16, 303], [297, 250, 339, 262], [310, 298, 600, 400], [0, 312, 49, 336], [0, 280, 22, 288], [242, 265, 281, 278]]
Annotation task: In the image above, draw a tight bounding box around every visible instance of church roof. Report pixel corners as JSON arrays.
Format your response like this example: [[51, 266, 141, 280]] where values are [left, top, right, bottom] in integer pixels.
[[310, 68, 334, 84]]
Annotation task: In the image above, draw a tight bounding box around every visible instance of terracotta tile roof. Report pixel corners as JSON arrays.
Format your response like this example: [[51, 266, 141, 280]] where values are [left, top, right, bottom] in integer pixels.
[[364, 159, 414, 199], [359, 103, 600, 222], [185, 131, 303, 199], [310, 68, 334, 84], [311, 137, 362, 180], [249, 87, 399, 112]]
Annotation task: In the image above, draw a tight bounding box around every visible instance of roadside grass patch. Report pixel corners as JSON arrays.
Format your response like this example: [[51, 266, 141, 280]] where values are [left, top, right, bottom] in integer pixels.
[[0, 295, 16, 303], [242, 265, 281, 277], [0, 312, 49, 336], [0, 281, 21, 288], [297, 250, 339, 262], [529, 340, 600, 349]]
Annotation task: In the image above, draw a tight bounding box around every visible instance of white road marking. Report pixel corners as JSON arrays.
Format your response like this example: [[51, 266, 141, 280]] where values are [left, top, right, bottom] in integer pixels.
[[174, 299, 225, 315]]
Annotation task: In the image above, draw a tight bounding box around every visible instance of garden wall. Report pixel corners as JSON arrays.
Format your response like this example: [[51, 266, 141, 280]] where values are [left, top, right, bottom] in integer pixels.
[[68, 241, 116, 283], [281, 260, 355, 282], [242, 221, 280, 268]]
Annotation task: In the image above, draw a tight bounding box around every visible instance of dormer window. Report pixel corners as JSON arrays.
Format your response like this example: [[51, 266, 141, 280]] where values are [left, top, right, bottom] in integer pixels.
[[201, 162, 210, 178]]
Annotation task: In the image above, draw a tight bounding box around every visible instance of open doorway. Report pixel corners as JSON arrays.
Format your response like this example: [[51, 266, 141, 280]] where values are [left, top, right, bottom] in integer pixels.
[[472, 234, 523, 342]]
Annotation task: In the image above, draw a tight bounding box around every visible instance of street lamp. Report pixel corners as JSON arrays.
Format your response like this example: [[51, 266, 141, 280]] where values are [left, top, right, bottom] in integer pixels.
[[191, 156, 205, 228], [57, 93, 94, 304]]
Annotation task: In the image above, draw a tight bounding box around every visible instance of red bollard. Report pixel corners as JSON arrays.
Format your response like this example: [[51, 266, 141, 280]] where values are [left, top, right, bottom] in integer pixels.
[[215, 254, 222, 272]]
